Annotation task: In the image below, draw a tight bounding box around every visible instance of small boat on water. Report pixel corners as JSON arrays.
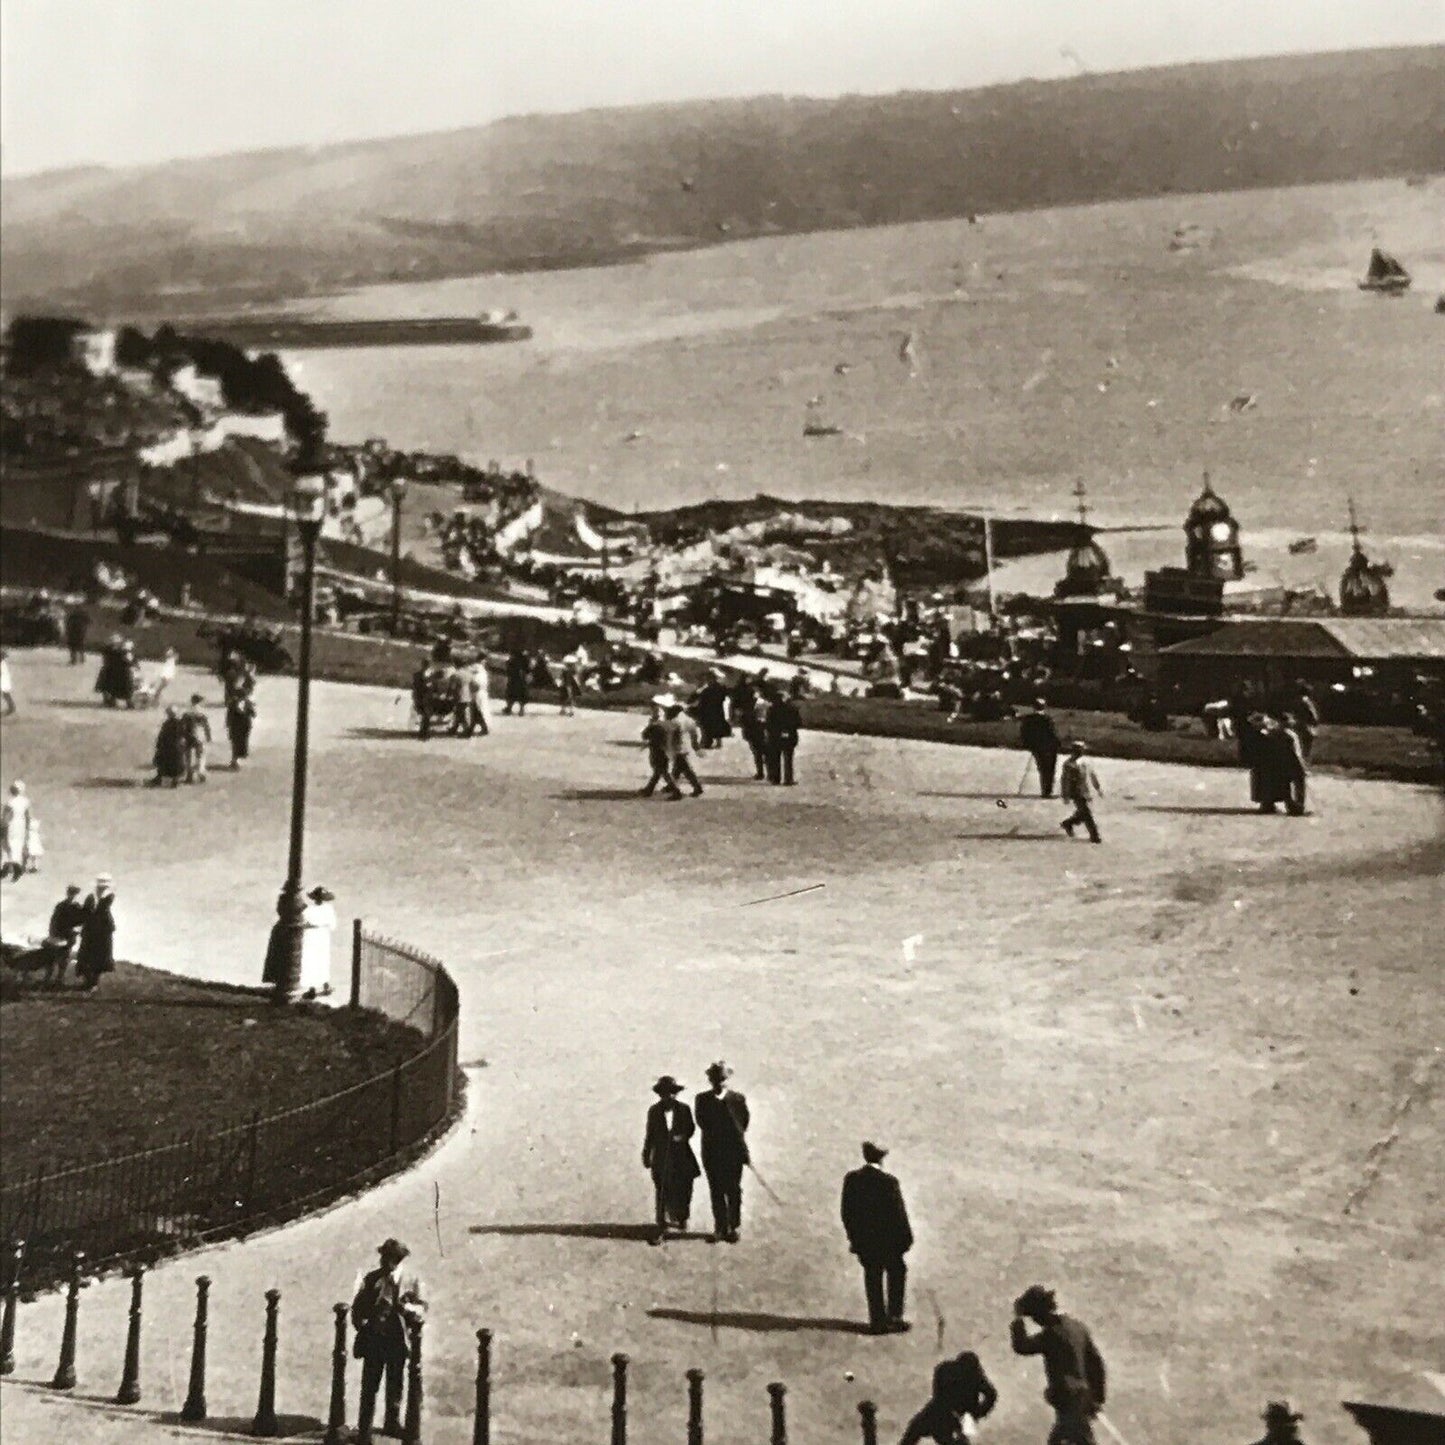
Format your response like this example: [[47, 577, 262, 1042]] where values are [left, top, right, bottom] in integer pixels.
[[1288, 537, 1318, 555], [803, 396, 842, 438], [199, 310, 533, 350], [1359, 248, 1411, 295]]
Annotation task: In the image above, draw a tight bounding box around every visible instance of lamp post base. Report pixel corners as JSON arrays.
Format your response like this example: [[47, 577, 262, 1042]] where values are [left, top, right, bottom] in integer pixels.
[[263, 884, 307, 1002]]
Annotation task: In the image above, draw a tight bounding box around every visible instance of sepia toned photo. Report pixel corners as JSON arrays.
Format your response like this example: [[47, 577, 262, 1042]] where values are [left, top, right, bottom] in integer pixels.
[[0, 4, 1441, 1441]]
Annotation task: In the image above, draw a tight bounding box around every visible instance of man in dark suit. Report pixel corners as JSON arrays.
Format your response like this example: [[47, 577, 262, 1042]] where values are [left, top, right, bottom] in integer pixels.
[[1018, 698, 1061, 797], [764, 685, 801, 785], [840, 1141, 913, 1334], [350, 1237, 426, 1445], [642, 1076, 700, 1243], [1009, 1284, 1107, 1444], [695, 1061, 750, 1243]]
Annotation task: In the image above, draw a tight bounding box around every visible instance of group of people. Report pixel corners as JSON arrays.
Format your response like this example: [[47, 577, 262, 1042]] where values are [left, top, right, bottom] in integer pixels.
[[640, 668, 804, 797], [151, 695, 214, 785], [1017, 700, 1106, 844], [2, 874, 118, 990], [411, 654, 491, 739]]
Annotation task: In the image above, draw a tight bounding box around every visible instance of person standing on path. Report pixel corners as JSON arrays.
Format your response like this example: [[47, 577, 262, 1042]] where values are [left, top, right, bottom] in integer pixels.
[[226, 689, 257, 768], [1059, 741, 1103, 844], [664, 701, 705, 798], [695, 1061, 750, 1242], [641, 698, 682, 799], [642, 1075, 699, 1242], [350, 1238, 426, 1445], [0, 650, 15, 716], [1, 781, 34, 880], [182, 694, 212, 783], [152, 705, 186, 787], [299, 885, 337, 997], [65, 604, 91, 665], [45, 884, 87, 987], [503, 647, 531, 716], [841, 1141, 914, 1334], [77, 874, 117, 990], [1019, 698, 1061, 798], [764, 685, 801, 785], [731, 674, 768, 779], [693, 668, 732, 749], [1248, 1401, 1308, 1445], [465, 655, 491, 737], [1009, 1284, 1106, 1445]]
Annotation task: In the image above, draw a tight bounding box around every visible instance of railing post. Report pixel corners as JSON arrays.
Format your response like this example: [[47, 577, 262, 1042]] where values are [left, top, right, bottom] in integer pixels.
[[50, 1251, 84, 1390], [402, 1314, 424, 1444], [0, 1238, 23, 1376], [324, 1302, 348, 1445], [116, 1266, 144, 1404], [252, 1288, 281, 1437], [768, 1381, 787, 1445], [610, 1352, 628, 1445], [389, 1062, 404, 1156], [180, 1275, 211, 1422], [858, 1400, 878, 1445], [350, 919, 363, 1009], [472, 1328, 491, 1445], [243, 1108, 261, 1219], [687, 1367, 704, 1445]]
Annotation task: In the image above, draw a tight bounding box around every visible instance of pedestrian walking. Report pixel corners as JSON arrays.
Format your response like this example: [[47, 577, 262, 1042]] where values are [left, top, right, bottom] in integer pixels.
[[350, 1238, 427, 1445], [558, 654, 581, 716], [641, 698, 682, 799], [226, 690, 257, 768], [840, 1141, 913, 1334], [764, 685, 801, 785], [1019, 698, 1061, 798], [464, 656, 491, 737], [693, 668, 731, 748], [1059, 741, 1103, 844], [0, 650, 15, 716], [695, 1061, 750, 1242], [664, 701, 704, 798], [152, 705, 186, 786], [1290, 681, 1320, 761], [182, 694, 212, 782], [65, 604, 91, 665], [898, 1351, 999, 1443], [642, 1075, 699, 1243], [1248, 1401, 1308, 1445], [1278, 714, 1308, 816], [44, 884, 87, 987], [503, 647, 530, 715], [731, 674, 768, 779], [1, 781, 35, 880], [1009, 1285, 1106, 1444], [77, 874, 117, 990]]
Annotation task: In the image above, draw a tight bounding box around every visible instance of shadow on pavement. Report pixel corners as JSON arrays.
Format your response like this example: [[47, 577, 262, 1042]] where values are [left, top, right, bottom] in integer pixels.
[[952, 832, 1064, 842], [73, 776, 147, 789], [552, 788, 650, 802], [471, 1221, 664, 1243], [1137, 805, 1257, 815], [918, 790, 1051, 800], [648, 1308, 872, 1334]]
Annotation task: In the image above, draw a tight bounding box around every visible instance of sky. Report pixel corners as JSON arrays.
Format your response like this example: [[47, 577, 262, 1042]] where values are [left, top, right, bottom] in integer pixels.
[[2, 0, 1441, 177]]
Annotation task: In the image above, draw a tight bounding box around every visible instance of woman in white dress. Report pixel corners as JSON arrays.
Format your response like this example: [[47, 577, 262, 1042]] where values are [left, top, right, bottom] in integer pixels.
[[2, 781, 34, 881], [298, 885, 337, 997]]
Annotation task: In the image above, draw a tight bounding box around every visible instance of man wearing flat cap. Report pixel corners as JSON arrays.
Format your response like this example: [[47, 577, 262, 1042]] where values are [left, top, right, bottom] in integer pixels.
[[642, 1076, 700, 1242], [840, 1142, 913, 1334], [351, 1237, 426, 1443], [1250, 1400, 1306, 1445], [1009, 1284, 1106, 1443], [695, 1062, 750, 1242]]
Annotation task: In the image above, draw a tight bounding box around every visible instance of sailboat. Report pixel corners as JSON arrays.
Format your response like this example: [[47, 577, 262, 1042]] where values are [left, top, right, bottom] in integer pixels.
[[1359, 247, 1411, 295]]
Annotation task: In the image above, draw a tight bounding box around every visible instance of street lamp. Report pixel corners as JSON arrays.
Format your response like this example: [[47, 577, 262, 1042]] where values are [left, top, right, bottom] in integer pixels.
[[262, 474, 326, 1002], [389, 477, 408, 635]]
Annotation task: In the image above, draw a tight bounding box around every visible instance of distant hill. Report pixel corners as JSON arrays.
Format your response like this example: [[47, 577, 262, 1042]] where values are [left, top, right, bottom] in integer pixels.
[[3, 47, 1442, 314]]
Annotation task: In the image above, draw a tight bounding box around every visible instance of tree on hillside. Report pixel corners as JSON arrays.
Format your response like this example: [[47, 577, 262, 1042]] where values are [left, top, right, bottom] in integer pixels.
[[3, 315, 91, 375]]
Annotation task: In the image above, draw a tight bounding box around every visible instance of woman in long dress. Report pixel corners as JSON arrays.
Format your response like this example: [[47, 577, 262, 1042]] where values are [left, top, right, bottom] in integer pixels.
[[1, 781, 33, 880], [299, 885, 337, 997]]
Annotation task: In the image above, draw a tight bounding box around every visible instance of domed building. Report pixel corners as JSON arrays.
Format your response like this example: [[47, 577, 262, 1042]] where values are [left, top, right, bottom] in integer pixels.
[[1184, 474, 1244, 581], [1339, 499, 1392, 616], [1054, 535, 1118, 598]]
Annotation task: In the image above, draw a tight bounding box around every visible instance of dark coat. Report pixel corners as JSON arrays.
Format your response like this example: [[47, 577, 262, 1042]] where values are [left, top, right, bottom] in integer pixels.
[[932, 1352, 998, 1420], [48, 898, 87, 944], [350, 1265, 425, 1362], [694, 681, 731, 740], [96, 647, 134, 703], [154, 715, 186, 778], [78, 892, 116, 977], [642, 1100, 700, 1184], [1010, 1314, 1106, 1414], [841, 1164, 913, 1263], [505, 651, 531, 703], [642, 718, 669, 769], [1019, 710, 1060, 758], [765, 696, 801, 744], [695, 1088, 750, 1169]]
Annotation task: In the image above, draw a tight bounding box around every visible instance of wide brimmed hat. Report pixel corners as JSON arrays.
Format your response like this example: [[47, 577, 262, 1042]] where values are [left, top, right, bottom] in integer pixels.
[[652, 1075, 684, 1096], [378, 1238, 409, 1262], [1263, 1402, 1303, 1425], [651, 693, 676, 709], [705, 1061, 732, 1083], [861, 1141, 888, 1163], [308, 886, 335, 902], [95, 873, 114, 888]]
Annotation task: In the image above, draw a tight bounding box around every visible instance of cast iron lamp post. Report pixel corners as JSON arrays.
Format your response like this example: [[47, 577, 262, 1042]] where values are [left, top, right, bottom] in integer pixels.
[[389, 476, 408, 635], [264, 474, 326, 1001]]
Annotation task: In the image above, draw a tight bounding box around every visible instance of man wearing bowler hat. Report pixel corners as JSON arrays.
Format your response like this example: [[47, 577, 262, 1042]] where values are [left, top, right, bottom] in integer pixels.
[[642, 1076, 700, 1243], [1009, 1284, 1106, 1443], [351, 1237, 427, 1443], [695, 1061, 750, 1242], [1250, 1400, 1307, 1445], [840, 1141, 913, 1334]]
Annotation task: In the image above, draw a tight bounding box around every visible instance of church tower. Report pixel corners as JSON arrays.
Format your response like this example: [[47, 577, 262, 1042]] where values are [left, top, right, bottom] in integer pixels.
[[1184, 473, 1244, 581]]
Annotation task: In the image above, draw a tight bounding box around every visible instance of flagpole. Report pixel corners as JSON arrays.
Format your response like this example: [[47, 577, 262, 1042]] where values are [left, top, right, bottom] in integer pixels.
[[983, 515, 996, 620]]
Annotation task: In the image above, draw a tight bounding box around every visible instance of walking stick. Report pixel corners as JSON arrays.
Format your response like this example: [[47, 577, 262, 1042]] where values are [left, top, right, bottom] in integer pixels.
[[1016, 754, 1034, 796]]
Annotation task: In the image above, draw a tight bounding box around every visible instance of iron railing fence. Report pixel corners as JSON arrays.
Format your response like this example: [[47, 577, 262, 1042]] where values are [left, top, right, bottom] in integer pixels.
[[0, 926, 460, 1291]]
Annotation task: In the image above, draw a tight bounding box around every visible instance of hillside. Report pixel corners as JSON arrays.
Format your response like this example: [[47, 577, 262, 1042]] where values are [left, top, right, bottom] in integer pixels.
[[3, 47, 1442, 313]]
